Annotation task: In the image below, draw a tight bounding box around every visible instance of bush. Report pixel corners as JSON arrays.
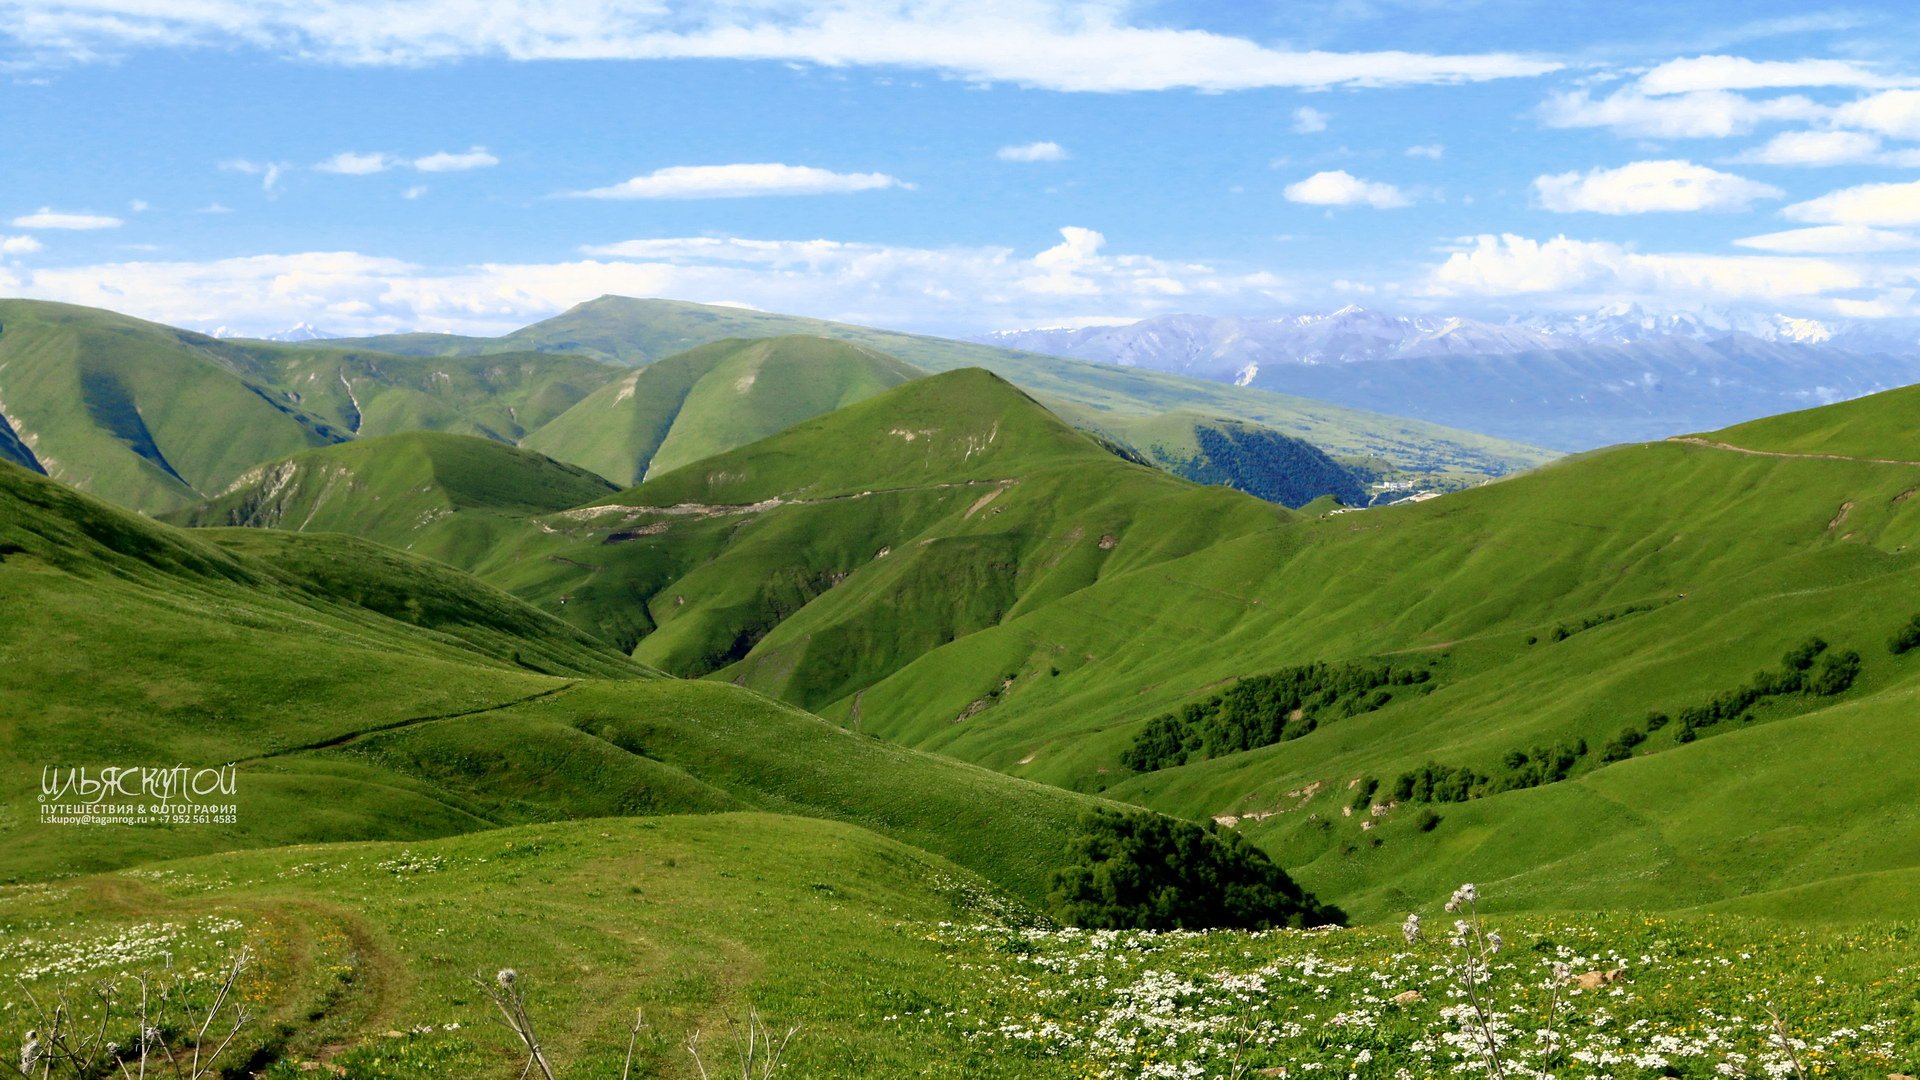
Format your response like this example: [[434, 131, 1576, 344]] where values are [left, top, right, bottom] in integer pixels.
[[1890, 615, 1920, 655], [1048, 809, 1346, 931]]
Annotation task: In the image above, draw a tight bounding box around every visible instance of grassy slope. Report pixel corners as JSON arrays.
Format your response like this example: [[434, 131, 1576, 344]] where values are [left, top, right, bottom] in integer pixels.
[[456, 372, 1287, 712], [823, 390, 1920, 918], [0, 459, 1096, 902], [332, 295, 1555, 485], [523, 336, 922, 486], [0, 300, 619, 513], [162, 431, 618, 568]]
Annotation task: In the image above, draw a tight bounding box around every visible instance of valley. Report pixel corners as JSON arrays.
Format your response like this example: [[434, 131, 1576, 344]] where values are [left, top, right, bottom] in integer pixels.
[[4, 298, 1920, 1077]]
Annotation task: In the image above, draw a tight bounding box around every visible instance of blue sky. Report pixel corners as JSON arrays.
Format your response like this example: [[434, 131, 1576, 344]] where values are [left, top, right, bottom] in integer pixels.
[[3, 1, 1920, 336]]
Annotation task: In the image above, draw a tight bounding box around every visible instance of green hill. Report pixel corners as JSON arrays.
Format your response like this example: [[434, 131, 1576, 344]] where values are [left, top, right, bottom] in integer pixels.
[[797, 386, 1920, 918], [365, 371, 1287, 710], [163, 431, 617, 566], [0, 457, 1099, 901], [522, 335, 921, 485], [0, 299, 617, 513], [332, 295, 1555, 488]]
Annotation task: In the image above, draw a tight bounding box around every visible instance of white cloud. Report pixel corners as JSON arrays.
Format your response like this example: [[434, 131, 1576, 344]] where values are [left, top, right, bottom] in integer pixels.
[[1283, 170, 1410, 209], [1785, 179, 1920, 228], [1538, 88, 1826, 138], [0, 2, 1560, 91], [1532, 160, 1781, 214], [1734, 225, 1920, 254], [996, 141, 1068, 162], [1405, 143, 1444, 159], [1, 234, 43, 254], [402, 184, 428, 199], [221, 159, 288, 191], [413, 146, 498, 171], [1733, 129, 1885, 166], [10, 208, 121, 229], [128, 199, 149, 212], [570, 163, 910, 199], [1636, 55, 1907, 95], [1834, 89, 1920, 139], [1291, 106, 1329, 134], [4, 227, 1293, 337], [315, 150, 394, 175], [1423, 233, 1873, 309]]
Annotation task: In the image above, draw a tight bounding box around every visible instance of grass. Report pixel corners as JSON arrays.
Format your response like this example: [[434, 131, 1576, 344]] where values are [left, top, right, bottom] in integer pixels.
[[3, 825, 1917, 1077], [0, 457, 1101, 905], [522, 335, 920, 486]]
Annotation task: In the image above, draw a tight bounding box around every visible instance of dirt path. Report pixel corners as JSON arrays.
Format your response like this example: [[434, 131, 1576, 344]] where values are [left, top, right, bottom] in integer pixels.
[[243, 681, 579, 762], [1666, 436, 1920, 467]]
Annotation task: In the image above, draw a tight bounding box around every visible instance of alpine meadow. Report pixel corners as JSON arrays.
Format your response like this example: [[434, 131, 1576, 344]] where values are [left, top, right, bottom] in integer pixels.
[[9, 5, 1920, 1078]]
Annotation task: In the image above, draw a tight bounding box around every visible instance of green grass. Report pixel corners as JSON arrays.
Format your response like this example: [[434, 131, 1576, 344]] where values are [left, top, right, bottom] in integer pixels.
[[163, 430, 618, 568], [522, 335, 921, 486], [0, 456, 1099, 904], [0, 299, 620, 513], [4, 822, 1917, 1077]]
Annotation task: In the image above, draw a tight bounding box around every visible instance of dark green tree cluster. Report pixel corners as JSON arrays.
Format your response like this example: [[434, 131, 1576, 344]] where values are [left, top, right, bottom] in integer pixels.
[[1155, 425, 1368, 509], [1672, 636, 1859, 741], [1395, 635, 1864, 804], [1048, 809, 1346, 930], [1122, 660, 1434, 772], [1547, 602, 1659, 643], [1889, 614, 1920, 655]]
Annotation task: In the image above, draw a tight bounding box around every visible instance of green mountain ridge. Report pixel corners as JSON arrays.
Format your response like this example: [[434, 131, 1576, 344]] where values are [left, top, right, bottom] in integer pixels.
[[521, 334, 922, 485], [330, 294, 1556, 486]]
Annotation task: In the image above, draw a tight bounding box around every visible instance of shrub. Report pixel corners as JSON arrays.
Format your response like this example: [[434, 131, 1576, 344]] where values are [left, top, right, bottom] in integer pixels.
[[1048, 809, 1346, 931], [1890, 615, 1920, 655], [1415, 809, 1441, 832]]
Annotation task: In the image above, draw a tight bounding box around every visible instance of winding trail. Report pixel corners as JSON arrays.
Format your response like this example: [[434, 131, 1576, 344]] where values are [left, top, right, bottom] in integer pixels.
[[1666, 436, 1920, 467], [242, 681, 578, 762]]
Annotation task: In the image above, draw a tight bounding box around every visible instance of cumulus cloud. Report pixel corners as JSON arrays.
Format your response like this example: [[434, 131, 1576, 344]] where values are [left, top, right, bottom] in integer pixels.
[[412, 146, 499, 171], [1538, 87, 1826, 139], [0, 1, 1559, 91], [1734, 225, 1920, 254], [1785, 179, 1920, 228], [1, 234, 43, 253], [1283, 170, 1410, 209], [1423, 233, 1872, 309], [315, 146, 500, 174], [1636, 55, 1907, 95], [1405, 143, 1444, 159], [10, 208, 121, 229], [1291, 106, 1329, 134], [996, 141, 1068, 162], [569, 163, 910, 199], [1733, 129, 1886, 166], [315, 150, 394, 175], [1834, 89, 1920, 140], [1533, 160, 1781, 214], [4, 227, 1293, 337]]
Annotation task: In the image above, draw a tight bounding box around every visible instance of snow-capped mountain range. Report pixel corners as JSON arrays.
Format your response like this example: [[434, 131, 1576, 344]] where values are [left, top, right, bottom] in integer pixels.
[[978, 305, 1920, 452], [209, 322, 337, 343]]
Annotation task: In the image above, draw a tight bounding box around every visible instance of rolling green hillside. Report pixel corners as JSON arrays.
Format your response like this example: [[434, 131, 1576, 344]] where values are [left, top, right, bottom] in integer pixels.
[[0, 300, 618, 513], [0, 457, 1101, 904], [163, 431, 618, 567], [332, 295, 1555, 487], [521, 335, 921, 485], [276, 371, 1290, 712], [806, 389, 1920, 918]]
